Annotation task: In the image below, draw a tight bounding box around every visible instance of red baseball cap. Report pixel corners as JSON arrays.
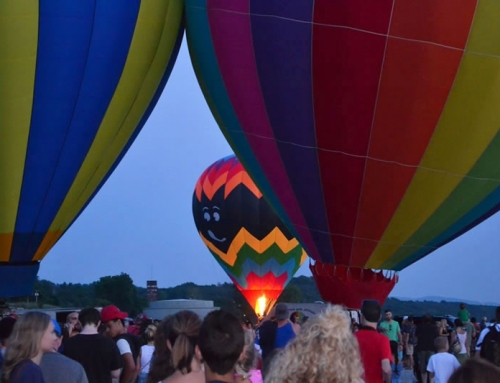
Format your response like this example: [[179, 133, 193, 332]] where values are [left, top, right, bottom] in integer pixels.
[[101, 305, 128, 323]]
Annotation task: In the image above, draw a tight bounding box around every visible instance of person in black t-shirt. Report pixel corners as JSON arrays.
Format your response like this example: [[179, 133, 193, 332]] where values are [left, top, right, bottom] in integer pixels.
[[415, 313, 440, 383], [63, 308, 122, 383]]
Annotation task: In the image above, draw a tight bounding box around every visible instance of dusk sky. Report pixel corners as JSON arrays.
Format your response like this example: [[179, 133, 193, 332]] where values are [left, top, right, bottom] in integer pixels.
[[37, 40, 500, 305]]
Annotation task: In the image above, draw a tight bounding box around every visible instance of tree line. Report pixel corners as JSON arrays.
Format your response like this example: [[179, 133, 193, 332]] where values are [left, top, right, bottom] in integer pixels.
[[2, 274, 497, 322]]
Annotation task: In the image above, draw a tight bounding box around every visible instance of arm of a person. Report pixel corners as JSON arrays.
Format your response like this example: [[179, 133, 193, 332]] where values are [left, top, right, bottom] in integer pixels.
[[428, 371, 435, 383], [111, 369, 121, 379], [475, 328, 488, 354], [381, 359, 392, 383], [133, 353, 141, 380], [120, 353, 136, 383]]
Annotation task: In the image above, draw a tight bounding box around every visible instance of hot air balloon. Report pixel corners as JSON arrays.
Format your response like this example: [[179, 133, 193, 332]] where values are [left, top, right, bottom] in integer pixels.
[[0, 1, 184, 298], [192, 155, 307, 317], [185, 0, 499, 308]]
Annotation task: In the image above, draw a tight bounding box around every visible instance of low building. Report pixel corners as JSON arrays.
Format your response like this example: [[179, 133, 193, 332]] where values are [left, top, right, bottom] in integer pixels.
[[143, 299, 218, 320]]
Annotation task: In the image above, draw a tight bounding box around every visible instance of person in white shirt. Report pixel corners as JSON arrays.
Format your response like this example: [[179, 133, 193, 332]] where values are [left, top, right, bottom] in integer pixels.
[[427, 336, 460, 383], [138, 325, 156, 383]]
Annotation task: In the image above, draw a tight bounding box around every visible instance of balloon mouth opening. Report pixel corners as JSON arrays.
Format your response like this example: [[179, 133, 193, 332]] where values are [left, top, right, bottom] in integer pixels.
[[255, 295, 268, 317]]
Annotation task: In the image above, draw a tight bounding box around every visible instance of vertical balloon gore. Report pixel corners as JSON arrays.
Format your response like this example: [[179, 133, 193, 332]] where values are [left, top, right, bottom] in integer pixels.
[[310, 262, 398, 310]]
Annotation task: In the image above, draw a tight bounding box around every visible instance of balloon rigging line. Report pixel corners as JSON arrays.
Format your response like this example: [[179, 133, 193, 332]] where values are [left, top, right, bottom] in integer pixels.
[[186, 4, 500, 59], [223, 126, 500, 183]]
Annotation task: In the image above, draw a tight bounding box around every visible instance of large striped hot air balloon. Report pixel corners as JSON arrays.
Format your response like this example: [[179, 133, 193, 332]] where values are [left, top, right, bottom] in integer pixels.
[[192, 155, 307, 316], [0, 0, 184, 297], [185, 0, 499, 308]]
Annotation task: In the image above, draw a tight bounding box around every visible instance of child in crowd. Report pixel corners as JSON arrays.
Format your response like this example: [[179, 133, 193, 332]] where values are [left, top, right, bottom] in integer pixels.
[[399, 355, 417, 383], [427, 337, 460, 383]]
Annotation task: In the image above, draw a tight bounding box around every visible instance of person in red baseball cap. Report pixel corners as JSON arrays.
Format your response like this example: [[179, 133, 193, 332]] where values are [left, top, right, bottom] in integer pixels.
[[101, 305, 142, 383]]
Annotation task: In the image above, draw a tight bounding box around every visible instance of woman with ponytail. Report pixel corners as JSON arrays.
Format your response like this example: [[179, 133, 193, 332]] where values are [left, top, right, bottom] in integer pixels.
[[147, 311, 204, 383], [164, 311, 204, 383], [138, 324, 156, 383]]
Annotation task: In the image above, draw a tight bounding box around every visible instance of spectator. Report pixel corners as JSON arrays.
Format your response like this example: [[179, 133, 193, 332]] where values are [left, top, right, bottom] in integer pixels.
[[426, 337, 460, 383], [197, 310, 245, 383], [356, 300, 392, 383], [63, 307, 122, 383], [265, 305, 364, 383], [40, 319, 89, 383], [101, 305, 142, 383], [0, 312, 56, 383]]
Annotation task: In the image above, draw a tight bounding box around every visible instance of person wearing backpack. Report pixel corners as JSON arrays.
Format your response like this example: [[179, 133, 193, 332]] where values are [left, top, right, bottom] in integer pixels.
[[475, 306, 500, 367]]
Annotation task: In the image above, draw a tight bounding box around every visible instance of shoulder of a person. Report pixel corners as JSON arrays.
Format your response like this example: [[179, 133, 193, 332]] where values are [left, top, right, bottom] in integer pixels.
[[17, 360, 43, 376]]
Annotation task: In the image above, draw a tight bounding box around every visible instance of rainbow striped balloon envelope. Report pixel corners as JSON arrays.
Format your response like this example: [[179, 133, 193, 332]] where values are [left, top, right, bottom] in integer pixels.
[[0, 0, 183, 297], [192, 155, 307, 315], [185, 0, 500, 272]]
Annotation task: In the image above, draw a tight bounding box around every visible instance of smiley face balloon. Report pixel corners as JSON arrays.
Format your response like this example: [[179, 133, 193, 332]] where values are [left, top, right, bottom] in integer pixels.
[[192, 155, 307, 316]]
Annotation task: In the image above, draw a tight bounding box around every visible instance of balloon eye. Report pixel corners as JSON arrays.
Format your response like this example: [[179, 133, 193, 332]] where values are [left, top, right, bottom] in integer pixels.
[[203, 212, 211, 222], [213, 212, 220, 222]]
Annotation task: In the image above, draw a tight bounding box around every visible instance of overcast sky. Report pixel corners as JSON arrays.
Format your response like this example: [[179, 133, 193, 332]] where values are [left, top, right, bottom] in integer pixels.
[[37, 40, 500, 305]]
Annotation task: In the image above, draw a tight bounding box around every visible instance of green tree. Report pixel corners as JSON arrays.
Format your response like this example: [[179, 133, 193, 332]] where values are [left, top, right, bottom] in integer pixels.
[[93, 273, 146, 316], [278, 284, 303, 303]]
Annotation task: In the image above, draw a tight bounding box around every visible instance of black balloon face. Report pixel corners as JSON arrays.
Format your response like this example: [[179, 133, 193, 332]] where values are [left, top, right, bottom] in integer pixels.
[[192, 185, 294, 255], [193, 188, 240, 254]]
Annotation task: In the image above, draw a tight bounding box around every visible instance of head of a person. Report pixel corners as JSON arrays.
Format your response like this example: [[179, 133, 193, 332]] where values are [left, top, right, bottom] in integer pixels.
[[495, 306, 500, 323], [408, 315, 414, 323], [0, 316, 16, 347], [289, 312, 299, 324], [0, 312, 56, 382], [79, 308, 101, 328], [235, 330, 259, 377], [66, 311, 79, 324], [360, 299, 381, 325], [449, 357, 500, 383], [166, 311, 202, 374], [403, 315, 408, 323], [460, 303, 466, 310], [274, 303, 289, 323], [434, 336, 449, 352], [197, 310, 245, 376], [471, 317, 477, 324], [147, 316, 176, 383], [264, 304, 364, 383], [455, 318, 464, 328], [422, 313, 433, 324], [384, 309, 393, 321], [51, 319, 63, 351], [100, 305, 128, 338], [143, 324, 157, 344]]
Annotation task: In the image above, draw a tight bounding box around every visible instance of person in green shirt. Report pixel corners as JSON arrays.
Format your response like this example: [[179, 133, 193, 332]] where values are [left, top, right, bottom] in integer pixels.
[[379, 310, 403, 366], [458, 303, 470, 323]]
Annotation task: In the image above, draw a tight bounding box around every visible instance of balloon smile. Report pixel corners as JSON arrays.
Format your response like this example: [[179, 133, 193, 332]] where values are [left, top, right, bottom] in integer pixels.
[[208, 230, 226, 243]]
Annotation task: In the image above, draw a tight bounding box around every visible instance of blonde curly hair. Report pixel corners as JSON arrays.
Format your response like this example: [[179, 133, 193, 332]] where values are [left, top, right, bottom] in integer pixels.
[[264, 304, 364, 383]]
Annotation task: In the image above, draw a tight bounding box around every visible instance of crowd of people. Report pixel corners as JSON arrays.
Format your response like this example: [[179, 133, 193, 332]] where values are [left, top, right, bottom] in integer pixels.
[[0, 301, 499, 383]]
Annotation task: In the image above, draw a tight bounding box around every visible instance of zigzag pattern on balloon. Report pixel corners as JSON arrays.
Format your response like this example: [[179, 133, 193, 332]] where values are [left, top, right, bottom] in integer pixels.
[[194, 155, 262, 201], [198, 227, 304, 267], [221, 257, 300, 289], [230, 271, 289, 299]]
